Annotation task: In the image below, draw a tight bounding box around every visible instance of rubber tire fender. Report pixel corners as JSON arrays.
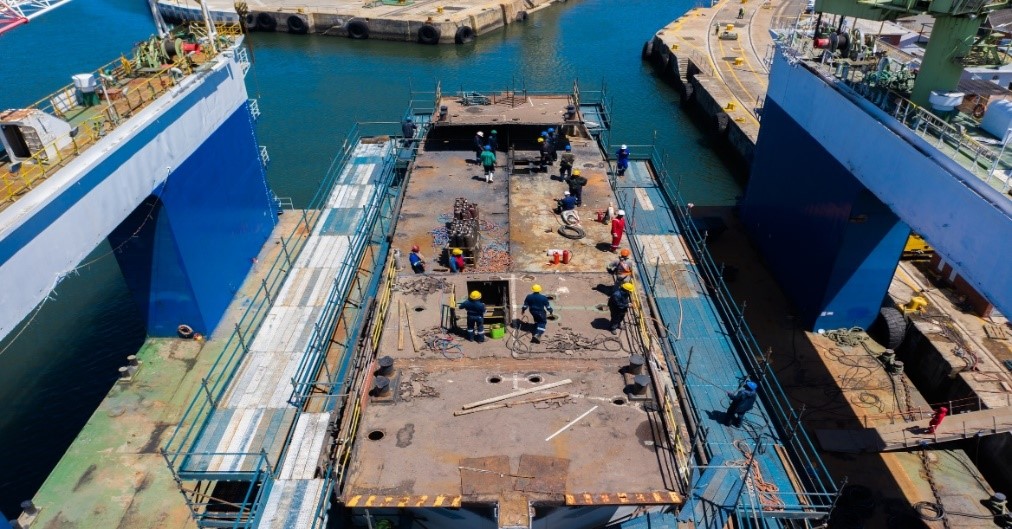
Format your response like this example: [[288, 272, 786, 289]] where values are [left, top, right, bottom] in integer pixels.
[[418, 24, 441, 44], [256, 12, 277, 32], [454, 25, 476, 44], [244, 13, 258, 31], [679, 82, 695, 105], [973, 103, 986, 118], [875, 306, 907, 350], [642, 39, 654, 60], [516, 10, 529, 22], [287, 15, 308, 34], [347, 18, 369, 39], [558, 225, 586, 239], [177, 324, 195, 339], [713, 111, 730, 137]]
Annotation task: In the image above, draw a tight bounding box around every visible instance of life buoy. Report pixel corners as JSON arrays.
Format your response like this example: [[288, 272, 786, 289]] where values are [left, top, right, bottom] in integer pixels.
[[642, 39, 654, 60], [418, 24, 441, 44], [256, 12, 277, 32], [516, 11, 529, 22], [973, 103, 986, 118], [454, 25, 475, 44], [347, 19, 369, 39], [287, 15, 308, 34], [244, 13, 258, 31], [177, 324, 195, 339]]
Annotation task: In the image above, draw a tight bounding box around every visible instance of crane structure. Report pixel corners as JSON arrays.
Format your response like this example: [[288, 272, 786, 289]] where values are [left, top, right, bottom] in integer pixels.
[[0, 0, 71, 35]]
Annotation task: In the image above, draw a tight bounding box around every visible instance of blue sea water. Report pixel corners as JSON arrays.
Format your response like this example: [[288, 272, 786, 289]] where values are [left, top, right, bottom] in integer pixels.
[[0, 0, 742, 515]]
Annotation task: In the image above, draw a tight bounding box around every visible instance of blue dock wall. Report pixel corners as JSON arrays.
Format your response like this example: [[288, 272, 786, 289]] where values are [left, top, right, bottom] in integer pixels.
[[742, 52, 1012, 329], [741, 97, 909, 330], [109, 103, 275, 336]]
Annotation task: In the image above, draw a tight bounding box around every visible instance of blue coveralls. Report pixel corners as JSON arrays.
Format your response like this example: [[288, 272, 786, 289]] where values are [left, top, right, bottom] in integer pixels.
[[559, 195, 577, 211], [521, 292, 553, 338], [607, 288, 631, 332], [725, 385, 758, 427], [408, 251, 425, 273], [489, 132, 499, 152], [401, 119, 418, 139], [616, 147, 630, 174], [459, 299, 486, 342]]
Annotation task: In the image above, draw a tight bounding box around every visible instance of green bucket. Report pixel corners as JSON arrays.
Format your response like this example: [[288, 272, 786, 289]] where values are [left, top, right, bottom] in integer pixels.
[[489, 324, 505, 339]]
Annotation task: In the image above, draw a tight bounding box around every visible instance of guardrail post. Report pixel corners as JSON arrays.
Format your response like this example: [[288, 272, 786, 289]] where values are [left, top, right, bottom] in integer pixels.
[[262, 278, 272, 303], [236, 323, 249, 356]]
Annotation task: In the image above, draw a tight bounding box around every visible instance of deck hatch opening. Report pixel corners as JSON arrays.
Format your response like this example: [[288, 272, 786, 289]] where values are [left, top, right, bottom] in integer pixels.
[[465, 279, 510, 328], [488, 376, 502, 384], [527, 374, 543, 384], [368, 430, 385, 441]]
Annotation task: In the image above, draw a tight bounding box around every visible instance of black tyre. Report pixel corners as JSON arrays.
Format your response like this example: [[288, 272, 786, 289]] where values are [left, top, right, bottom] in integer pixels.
[[244, 13, 258, 31], [256, 12, 277, 32], [679, 82, 694, 105], [872, 306, 907, 350], [347, 19, 369, 39], [177, 324, 195, 339], [516, 11, 529, 22], [454, 25, 475, 44], [713, 111, 730, 136], [418, 24, 441, 44], [642, 39, 654, 60], [287, 15, 308, 34]]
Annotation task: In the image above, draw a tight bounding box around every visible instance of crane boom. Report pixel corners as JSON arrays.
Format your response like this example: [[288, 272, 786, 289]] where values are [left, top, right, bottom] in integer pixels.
[[0, 0, 72, 35]]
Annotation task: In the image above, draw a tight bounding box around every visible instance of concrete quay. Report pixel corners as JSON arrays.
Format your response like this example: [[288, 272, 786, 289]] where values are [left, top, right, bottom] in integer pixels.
[[643, 0, 801, 168], [156, 0, 562, 44]]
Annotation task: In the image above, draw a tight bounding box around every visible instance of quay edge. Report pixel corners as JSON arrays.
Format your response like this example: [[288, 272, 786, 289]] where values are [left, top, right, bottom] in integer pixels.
[[156, 0, 565, 44]]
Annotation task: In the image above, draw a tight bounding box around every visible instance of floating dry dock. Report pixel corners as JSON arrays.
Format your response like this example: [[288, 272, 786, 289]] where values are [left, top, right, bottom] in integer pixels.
[[156, 0, 561, 43]]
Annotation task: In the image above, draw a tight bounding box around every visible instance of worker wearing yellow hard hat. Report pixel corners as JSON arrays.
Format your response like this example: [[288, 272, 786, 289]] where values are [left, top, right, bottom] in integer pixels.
[[608, 281, 635, 335], [448, 248, 465, 273], [458, 290, 486, 342], [521, 284, 553, 343]]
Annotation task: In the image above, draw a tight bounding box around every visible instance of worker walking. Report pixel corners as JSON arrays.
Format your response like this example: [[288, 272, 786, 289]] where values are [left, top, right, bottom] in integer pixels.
[[473, 131, 485, 162], [408, 245, 426, 273], [725, 381, 758, 427], [566, 168, 587, 206], [610, 209, 626, 252], [521, 284, 554, 344], [488, 129, 499, 152], [927, 406, 948, 434], [459, 291, 486, 342], [616, 144, 630, 176], [606, 249, 633, 289], [608, 282, 635, 335], [559, 145, 576, 179], [737, 7, 745, 19], [448, 248, 466, 273], [480, 145, 497, 183]]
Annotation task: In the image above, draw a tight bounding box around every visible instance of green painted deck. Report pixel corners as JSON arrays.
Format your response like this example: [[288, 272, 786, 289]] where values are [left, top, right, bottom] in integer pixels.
[[29, 212, 306, 529]]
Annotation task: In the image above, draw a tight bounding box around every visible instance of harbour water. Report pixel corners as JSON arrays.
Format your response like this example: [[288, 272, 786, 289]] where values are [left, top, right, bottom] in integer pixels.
[[0, 0, 742, 515]]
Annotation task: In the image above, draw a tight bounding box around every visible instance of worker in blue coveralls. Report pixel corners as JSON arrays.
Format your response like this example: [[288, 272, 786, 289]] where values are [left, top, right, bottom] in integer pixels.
[[547, 127, 559, 161], [608, 282, 634, 335], [473, 131, 485, 162], [538, 137, 550, 172], [488, 129, 499, 152], [408, 245, 426, 273], [448, 248, 466, 273], [725, 380, 758, 427], [616, 144, 630, 176], [521, 284, 553, 343], [459, 291, 486, 342], [401, 117, 418, 144]]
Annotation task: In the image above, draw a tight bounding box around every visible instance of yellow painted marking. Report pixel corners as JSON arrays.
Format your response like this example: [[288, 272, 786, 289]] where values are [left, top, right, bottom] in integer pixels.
[[397, 497, 410, 507], [414, 495, 429, 507], [600, 493, 611, 503], [346, 495, 361, 507], [653, 492, 663, 502], [451, 497, 462, 508], [583, 493, 593, 504], [434, 495, 445, 507], [565, 494, 576, 504], [617, 492, 630, 503], [715, 36, 761, 126], [364, 495, 375, 507]]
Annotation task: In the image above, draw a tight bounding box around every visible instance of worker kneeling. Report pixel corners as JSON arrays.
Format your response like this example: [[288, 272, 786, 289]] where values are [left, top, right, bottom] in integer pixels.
[[557, 191, 580, 225], [459, 291, 486, 342]]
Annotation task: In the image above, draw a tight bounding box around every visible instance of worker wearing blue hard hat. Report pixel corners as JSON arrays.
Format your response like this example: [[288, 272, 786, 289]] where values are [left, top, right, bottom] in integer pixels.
[[724, 380, 758, 427]]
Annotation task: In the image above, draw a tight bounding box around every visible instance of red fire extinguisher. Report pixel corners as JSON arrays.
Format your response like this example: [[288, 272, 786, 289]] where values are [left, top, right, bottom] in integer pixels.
[[552, 251, 561, 265], [596, 211, 605, 223], [561, 250, 571, 264]]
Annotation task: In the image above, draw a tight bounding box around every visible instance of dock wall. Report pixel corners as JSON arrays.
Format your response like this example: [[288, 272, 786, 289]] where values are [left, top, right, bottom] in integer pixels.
[[644, 34, 757, 167], [157, 0, 559, 44]]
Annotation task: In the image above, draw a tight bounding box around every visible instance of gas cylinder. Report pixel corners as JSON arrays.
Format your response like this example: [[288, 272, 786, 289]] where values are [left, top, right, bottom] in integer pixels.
[[606, 204, 615, 222], [552, 251, 561, 265], [561, 250, 571, 264], [596, 211, 605, 222]]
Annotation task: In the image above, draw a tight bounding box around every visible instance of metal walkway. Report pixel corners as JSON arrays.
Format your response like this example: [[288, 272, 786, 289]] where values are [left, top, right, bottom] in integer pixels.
[[163, 134, 403, 528], [815, 407, 1012, 453], [612, 155, 837, 528]]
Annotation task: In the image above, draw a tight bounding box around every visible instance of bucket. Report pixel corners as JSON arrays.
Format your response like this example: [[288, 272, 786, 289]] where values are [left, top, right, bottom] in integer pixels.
[[489, 324, 506, 339]]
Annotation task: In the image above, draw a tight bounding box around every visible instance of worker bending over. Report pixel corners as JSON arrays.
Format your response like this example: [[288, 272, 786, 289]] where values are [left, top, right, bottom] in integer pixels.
[[725, 381, 758, 427], [607, 249, 633, 289], [521, 284, 554, 344], [448, 248, 466, 273], [409, 245, 426, 273]]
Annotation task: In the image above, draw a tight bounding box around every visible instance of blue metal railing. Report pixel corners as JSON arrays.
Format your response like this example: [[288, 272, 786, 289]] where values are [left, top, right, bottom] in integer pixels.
[[600, 136, 837, 516]]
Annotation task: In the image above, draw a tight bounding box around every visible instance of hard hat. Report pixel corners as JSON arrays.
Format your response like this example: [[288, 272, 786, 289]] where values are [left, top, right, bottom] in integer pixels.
[[939, 406, 948, 412], [564, 191, 570, 195], [620, 248, 631, 257], [490, 129, 497, 134], [541, 131, 549, 137], [538, 137, 545, 143], [548, 127, 555, 133], [484, 145, 492, 151], [617, 209, 626, 216], [406, 117, 413, 121], [621, 144, 628, 149], [411, 245, 420, 252], [572, 169, 581, 175], [477, 131, 484, 137], [452, 248, 463, 256], [622, 282, 635, 292], [531, 284, 542, 292], [745, 381, 758, 390], [469, 291, 482, 300], [565, 145, 571, 151]]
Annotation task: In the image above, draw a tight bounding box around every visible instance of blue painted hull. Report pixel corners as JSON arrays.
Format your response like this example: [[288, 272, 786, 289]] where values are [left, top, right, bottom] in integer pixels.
[[109, 103, 275, 336]]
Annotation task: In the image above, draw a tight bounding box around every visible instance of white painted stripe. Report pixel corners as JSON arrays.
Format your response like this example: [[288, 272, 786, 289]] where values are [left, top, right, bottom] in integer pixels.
[[634, 188, 655, 211]]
